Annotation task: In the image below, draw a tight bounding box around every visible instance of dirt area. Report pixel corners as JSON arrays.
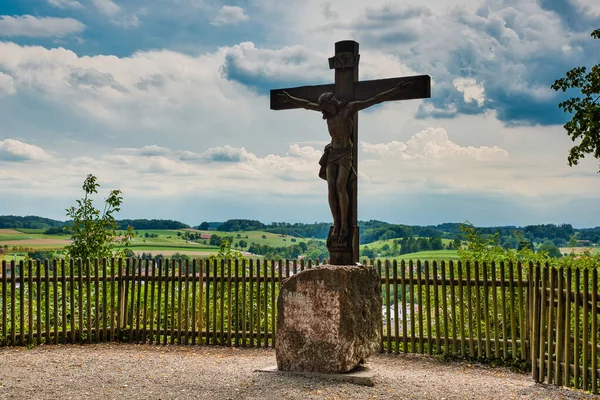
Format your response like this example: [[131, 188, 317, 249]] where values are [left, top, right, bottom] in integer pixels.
[[559, 247, 595, 255], [0, 344, 595, 400], [0, 229, 23, 235], [0, 239, 71, 245]]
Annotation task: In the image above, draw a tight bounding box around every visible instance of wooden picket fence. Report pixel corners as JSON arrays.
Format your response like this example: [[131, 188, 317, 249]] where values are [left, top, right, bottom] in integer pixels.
[[0, 258, 598, 394], [531, 264, 599, 393]]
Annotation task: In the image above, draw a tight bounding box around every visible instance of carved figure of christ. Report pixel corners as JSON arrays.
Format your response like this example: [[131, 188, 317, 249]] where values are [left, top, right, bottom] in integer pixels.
[[278, 82, 413, 243], [270, 40, 431, 265]]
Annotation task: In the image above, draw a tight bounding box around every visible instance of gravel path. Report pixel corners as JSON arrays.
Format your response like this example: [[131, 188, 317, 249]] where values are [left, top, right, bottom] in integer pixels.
[[0, 344, 596, 399]]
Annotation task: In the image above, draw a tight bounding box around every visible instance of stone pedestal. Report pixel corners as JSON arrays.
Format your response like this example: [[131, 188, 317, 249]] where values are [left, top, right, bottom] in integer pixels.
[[275, 264, 381, 373]]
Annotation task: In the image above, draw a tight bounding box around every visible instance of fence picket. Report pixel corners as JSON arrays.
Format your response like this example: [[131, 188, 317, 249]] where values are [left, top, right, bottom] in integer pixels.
[[563, 267, 571, 388], [86, 259, 92, 344], [573, 267, 580, 387], [416, 260, 424, 354], [457, 261, 465, 357], [28, 260, 34, 346], [531, 263, 540, 381], [517, 262, 526, 360], [582, 269, 589, 391], [591, 268, 598, 394], [441, 261, 449, 355], [271, 261, 276, 347], [138, 258, 145, 344], [482, 261, 490, 358], [241, 259, 246, 347], [509, 261, 517, 359], [385, 259, 391, 353], [500, 261, 508, 359], [163, 258, 170, 345], [377, 260, 383, 353], [234, 259, 239, 347], [539, 264, 547, 383], [177, 259, 183, 345], [130, 258, 138, 343], [10, 260, 16, 345], [226, 259, 232, 347], [400, 260, 408, 354], [555, 267, 564, 386], [29, 260, 35, 346], [1, 261, 5, 346], [491, 261, 499, 358], [409, 260, 416, 353], [449, 261, 457, 355], [94, 259, 100, 343], [474, 261, 482, 358], [199, 259, 204, 345], [263, 260, 269, 348], [256, 260, 262, 348], [424, 260, 432, 355], [466, 261, 474, 358], [547, 267, 555, 385], [249, 259, 254, 348]]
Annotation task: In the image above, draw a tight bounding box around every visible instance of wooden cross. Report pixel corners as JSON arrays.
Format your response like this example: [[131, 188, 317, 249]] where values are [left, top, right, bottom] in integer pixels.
[[270, 40, 431, 265]]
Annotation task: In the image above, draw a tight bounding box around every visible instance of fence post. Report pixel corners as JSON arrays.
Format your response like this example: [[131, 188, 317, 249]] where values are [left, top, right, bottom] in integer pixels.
[[531, 262, 540, 382], [117, 258, 125, 333]]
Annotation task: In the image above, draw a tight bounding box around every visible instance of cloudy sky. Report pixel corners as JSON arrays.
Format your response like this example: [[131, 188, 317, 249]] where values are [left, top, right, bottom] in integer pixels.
[[0, 0, 598, 228]]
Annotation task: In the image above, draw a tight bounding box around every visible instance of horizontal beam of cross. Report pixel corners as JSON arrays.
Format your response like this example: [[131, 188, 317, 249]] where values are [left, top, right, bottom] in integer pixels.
[[270, 74, 431, 111]]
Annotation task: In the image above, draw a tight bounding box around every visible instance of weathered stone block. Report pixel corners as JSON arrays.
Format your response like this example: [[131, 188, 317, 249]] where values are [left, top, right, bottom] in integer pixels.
[[275, 264, 382, 373]]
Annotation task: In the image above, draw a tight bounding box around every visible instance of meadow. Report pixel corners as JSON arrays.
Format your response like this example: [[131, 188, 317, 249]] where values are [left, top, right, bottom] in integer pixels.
[[0, 227, 313, 261]]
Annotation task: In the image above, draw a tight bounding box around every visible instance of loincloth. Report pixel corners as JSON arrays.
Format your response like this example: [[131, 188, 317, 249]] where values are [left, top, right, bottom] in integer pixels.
[[318, 144, 353, 180]]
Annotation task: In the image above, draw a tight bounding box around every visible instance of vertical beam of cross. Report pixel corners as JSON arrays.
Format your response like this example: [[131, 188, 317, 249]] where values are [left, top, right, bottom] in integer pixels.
[[331, 40, 360, 263]]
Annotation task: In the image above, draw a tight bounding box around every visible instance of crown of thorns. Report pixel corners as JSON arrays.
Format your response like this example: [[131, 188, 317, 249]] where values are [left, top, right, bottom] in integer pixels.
[[318, 92, 336, 106]]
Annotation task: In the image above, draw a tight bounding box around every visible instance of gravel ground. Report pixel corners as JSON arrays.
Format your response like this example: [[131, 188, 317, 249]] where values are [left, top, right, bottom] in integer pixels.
[[0, 344, 596, 400]]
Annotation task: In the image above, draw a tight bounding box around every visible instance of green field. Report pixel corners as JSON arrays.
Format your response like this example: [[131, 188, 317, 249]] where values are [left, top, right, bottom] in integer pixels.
[[362, 237, 452, 249], [362, 250, 459, 262], [14, 228, 49, 234], [1, 228, 313, 259], [392, 250, 460, 261]]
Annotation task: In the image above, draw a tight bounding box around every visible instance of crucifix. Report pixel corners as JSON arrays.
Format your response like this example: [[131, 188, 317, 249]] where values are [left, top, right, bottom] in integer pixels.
[[270, 40, 431, 265]]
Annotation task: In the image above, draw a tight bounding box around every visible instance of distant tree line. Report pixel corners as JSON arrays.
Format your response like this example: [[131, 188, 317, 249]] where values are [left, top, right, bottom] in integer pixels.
[[0, 215, 64, 229], [209, 218, 600, 248], [216, 219, 265, 232], [116, 219, 189, 230]]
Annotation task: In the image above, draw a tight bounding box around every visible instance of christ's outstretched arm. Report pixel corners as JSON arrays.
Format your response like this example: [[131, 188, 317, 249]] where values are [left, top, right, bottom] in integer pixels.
[[347, 81, 413, 113], [277, 91, 321, 111]]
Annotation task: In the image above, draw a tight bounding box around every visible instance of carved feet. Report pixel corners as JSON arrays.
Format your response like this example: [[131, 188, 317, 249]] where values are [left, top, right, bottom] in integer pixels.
[[330, 225, 348, 244], [338, 225, 348, 243]]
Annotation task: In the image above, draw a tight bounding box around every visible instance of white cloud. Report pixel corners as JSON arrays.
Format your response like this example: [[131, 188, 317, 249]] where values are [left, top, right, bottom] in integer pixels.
[[211, 6, 249, 26], [361, 127, 508, 162], [47, 0, 83, 9], [138, 145, 171, 156], [0, 72, 16, 95], [0, 15, 85, 37], [92, 0, 120, 16], [0, 139, 52, 162], [453, 78, 485, 107], [223, 41, 330, 83], [200, 145, 254, 163], [573, 0, 600, 15], [91, 0, 142, 28]]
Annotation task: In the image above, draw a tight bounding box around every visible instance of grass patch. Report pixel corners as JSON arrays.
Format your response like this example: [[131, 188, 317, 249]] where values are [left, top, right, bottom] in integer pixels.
[[14, 228, 48, 234], [390, 250, 459, 261]]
